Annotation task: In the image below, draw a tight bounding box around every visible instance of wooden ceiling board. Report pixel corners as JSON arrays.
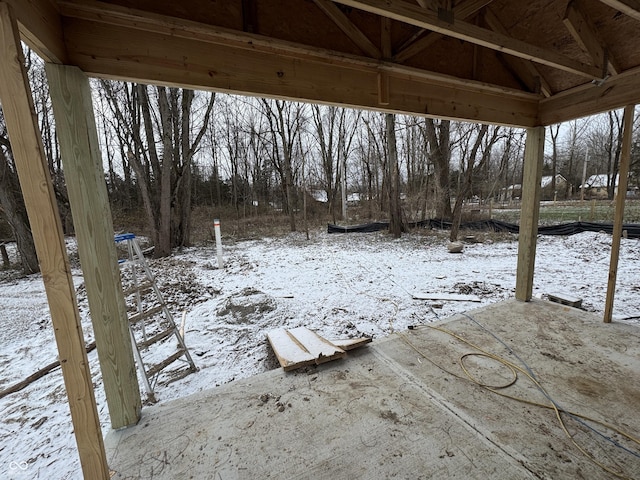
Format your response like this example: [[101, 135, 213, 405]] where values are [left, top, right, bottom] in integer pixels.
[[256, 0, 365, 56], [101, 0, 242, 30]]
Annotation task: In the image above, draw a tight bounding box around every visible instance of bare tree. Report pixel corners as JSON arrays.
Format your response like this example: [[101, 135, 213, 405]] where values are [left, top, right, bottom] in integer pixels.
[[423, 119, 452, 219], [449, 124, 501, 241], [386, 113, 403, 237], [310, 105, 361, 221], [100, 81, 215, 256], [259, 99, 305, 231]]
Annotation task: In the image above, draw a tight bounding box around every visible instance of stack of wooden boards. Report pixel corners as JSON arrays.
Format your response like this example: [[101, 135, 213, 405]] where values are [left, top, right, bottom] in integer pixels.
[[267, 327, 371, 371]]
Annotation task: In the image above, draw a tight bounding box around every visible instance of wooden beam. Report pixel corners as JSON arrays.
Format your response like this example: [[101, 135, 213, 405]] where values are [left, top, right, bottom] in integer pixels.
[[484, 8, 552, 97], [515, 126, 545, 301], [539, 67, 640, 125], [61, 17, 539, 127], [312, 0, 381, 58], [604, 105, 635, 323], [2, 0, 67, 63], [598, 0, 640, 22], [46, 63, 142, 428], [0, 4, 108, 478], [378, 16, 392, 105], [394, 0, 493, 63], [335, 0, 603, 79], [563, 0, 619, 76]]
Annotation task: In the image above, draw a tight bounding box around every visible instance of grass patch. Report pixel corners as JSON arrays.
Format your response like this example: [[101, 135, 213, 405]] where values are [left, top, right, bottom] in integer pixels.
[[490, 200, 640, 225]]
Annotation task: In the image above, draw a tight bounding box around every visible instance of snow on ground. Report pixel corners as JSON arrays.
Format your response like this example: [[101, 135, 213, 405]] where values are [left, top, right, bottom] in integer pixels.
[[1, 229, 639, 479]]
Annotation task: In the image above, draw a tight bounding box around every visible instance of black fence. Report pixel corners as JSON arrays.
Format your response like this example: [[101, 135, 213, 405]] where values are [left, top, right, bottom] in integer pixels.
[[328, 219, 640, 238]]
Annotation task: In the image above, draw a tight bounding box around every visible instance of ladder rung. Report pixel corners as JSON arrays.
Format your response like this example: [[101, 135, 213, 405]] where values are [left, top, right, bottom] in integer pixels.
[[137, 327, 176, 350], [129, 305, 164, 324], [146, 350, 186, 377], [123, 281, 154, 296]]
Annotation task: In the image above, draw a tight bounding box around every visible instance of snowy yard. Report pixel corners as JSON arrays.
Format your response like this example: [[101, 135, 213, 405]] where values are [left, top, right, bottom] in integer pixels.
[[1, 229, 639, 479]]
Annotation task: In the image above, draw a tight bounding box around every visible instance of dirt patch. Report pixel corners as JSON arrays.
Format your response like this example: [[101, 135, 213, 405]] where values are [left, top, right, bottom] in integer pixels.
[[454, 281, 507, 297], [217, 287, 276, 324]]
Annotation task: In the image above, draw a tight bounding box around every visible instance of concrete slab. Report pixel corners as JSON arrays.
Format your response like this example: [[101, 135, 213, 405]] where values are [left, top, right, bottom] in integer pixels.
[[106, 299, 640, 479]]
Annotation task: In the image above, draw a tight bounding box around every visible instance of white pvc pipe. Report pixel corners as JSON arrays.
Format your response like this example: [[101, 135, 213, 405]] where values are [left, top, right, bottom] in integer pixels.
[[214, 219, 224, 268]]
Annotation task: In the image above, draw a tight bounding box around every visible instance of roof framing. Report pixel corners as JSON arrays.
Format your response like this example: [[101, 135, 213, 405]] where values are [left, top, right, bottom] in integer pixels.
[[5, 0, 640, 126], [56, 0, 539, 126]]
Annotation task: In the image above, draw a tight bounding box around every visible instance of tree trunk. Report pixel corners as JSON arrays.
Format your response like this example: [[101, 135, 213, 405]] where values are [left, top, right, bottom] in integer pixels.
[[424, 119, 452, 219], [0, 146, 39, 274], [386, 114, 403, 238], [156, 86, 174, 257]]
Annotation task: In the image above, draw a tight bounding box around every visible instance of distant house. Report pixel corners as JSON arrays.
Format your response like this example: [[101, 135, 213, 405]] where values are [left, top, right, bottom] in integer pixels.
[[498, 183, 521, 201], [346, 192, 361, 204], [309, 190, 328, 203], [579, 174, 619, 198], [540, 174, 568, 200], [499, 174, 568, 201]]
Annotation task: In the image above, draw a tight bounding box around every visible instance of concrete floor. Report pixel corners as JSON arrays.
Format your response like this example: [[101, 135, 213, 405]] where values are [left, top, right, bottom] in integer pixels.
[[106, 299, 640, 479]]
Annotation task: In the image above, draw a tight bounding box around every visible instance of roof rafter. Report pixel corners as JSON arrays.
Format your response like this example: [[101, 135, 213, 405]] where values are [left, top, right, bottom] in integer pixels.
[[334, 0, 603, 79], [597, 0, 640, 22], [484, 7, 552, 97], [394, 0, 493, 63], [312, 0, 381, 58], [539, 66, 640, 124], [563, 0, 619, 75]]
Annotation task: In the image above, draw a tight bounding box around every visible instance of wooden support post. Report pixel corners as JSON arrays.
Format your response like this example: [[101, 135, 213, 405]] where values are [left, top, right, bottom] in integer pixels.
[[46, 64, 142, 427], [604, 105, 635, 323], [516, 126, 545, 301], [0, 3, 109, 479]]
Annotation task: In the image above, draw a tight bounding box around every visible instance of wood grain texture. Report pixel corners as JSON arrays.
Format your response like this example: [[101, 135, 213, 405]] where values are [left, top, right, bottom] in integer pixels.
[[515, 126, 545, 301], [604, 105, 635, 322], [3, 0, 67, 62], [58, 2, 539, 127], [539, 67, 640, 125], [46, 63, 142, 428], [267, 327, 346, 371], [0, 4, 108, 478], [335, 0, 602, 78]]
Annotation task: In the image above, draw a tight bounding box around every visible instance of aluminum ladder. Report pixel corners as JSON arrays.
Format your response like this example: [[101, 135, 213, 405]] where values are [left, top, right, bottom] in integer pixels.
[[115, 233, 196, 402]]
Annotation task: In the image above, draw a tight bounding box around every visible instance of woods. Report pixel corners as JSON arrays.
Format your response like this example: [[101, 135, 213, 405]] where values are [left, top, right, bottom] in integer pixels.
[[1, 53, 640, 265]]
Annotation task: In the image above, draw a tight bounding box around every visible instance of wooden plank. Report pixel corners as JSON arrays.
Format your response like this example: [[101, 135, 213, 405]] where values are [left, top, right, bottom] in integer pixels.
[[335, 0, 603, 79], [46, 63, 141, 429], [516, 127, 545, 301], [0, 4, 108, 479], [287, 327, 346, 364], [604, 105, 635, 323], [598, 0, 640, 22], [547, 293, 583, 308], [330, 337, 373, 350], [267, 329, 317, 371], [58, 1, 540, 127], [394, 0, 493, 63], [57, 0, 543, 104], [484, 7, 552, 97], [563, 0, 619, 76], [3, 0, 67, 63], [539, 67, 640, 125], [412, 293, 482, 302]]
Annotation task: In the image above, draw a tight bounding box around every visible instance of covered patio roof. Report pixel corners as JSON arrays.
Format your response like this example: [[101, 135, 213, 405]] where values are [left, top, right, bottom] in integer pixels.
[[10, 0, 640, 127], [0, 1, 638, 478]]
